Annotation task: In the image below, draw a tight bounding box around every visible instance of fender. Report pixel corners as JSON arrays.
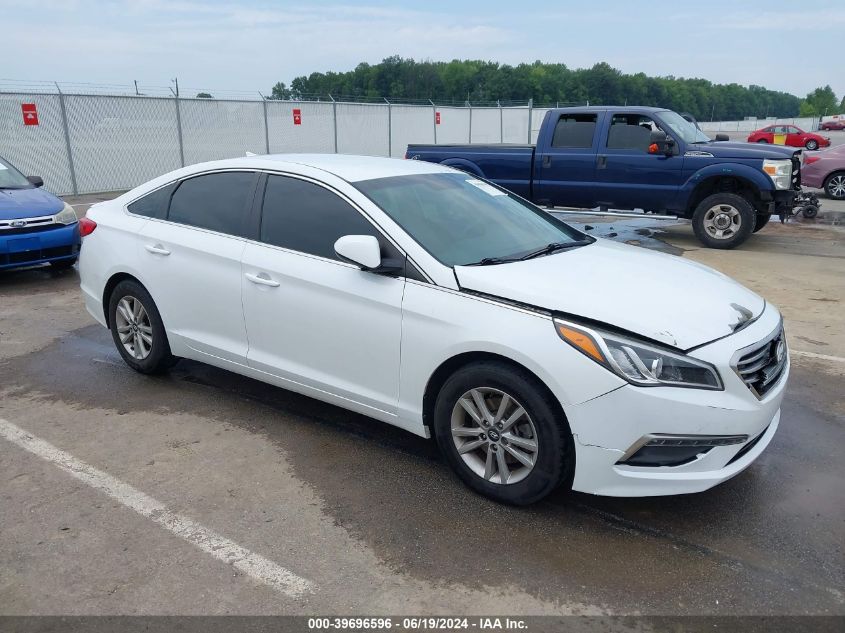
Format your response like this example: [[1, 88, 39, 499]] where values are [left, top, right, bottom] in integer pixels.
[[679, 162, 774, 207], [438, 158, 485, 177]]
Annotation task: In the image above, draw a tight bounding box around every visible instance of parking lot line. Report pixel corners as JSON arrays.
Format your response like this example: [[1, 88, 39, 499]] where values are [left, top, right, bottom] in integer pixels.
[[791, 350, 845, 364], [0, 417, 315, 599]]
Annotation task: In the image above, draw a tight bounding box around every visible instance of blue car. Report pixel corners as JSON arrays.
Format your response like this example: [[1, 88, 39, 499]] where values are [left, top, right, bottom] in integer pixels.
[[0, 156, 80, 270]]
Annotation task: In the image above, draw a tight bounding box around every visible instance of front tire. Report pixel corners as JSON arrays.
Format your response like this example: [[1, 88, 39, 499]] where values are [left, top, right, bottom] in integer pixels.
[[691, 193, 755, 249], [753, 213, 772, 232], [824, 171, 845, 200], [433, 361, 574, 505], [805, 139, 819, 151], [108, 280, 174, 374]]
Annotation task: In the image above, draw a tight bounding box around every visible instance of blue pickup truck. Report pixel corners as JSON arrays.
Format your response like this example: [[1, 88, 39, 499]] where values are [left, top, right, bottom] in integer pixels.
[[407, 106, 801, 249]]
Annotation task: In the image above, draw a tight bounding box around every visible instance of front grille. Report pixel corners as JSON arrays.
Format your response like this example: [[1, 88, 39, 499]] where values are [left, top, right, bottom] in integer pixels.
[[0, 223, 63, 236], [792, 155, 801, 189], [0, 215, 59, 234], [734, 325, 787, 398]]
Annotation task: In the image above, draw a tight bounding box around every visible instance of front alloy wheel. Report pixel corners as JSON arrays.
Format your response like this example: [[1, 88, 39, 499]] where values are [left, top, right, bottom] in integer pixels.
[[115, 295, 153, 360], [451, 388, 538, 485], [805, 139, 819, 150]]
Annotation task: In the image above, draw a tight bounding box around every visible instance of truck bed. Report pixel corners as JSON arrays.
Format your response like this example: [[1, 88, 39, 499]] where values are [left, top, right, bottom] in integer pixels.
[[405, 143, 536, 200]]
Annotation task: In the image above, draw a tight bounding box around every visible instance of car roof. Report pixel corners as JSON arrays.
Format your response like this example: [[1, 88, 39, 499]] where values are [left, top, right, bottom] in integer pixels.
[[552, 105, 667, 115], [185, 154, 453, 182]]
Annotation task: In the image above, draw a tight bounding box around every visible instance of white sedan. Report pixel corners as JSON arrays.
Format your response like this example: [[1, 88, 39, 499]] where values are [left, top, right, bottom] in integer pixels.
[[78, 154, 788, 504]]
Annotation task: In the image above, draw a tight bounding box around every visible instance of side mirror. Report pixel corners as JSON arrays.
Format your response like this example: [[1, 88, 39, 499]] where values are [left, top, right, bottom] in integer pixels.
[[715, 134, 730, 142], [26, 176, 44, 188], [334, 235, 404, 275], [648, 130, 675, 156]]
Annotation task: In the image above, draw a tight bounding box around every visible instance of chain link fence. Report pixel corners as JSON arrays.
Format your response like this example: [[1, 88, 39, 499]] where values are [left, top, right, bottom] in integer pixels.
[[0, 91, 543, 196]]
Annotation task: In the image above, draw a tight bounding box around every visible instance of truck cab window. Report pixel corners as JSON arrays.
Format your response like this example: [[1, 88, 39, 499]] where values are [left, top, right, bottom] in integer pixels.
[[606, 114, 658, 152], [551, 114, 597, 148]]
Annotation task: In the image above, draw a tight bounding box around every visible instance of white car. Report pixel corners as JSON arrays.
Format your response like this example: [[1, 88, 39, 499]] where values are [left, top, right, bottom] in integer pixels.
[[79, 155, 788, 504]]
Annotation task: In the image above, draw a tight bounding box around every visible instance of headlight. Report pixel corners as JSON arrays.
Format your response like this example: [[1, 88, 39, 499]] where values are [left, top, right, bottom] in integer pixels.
[[554, 319, 722, 390], [762, 159, 792, 190], [53, 202, 78, 225]]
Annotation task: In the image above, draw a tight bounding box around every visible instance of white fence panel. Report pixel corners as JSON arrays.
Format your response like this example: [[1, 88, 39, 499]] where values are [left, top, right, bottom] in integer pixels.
[[267, 101, 335, 154], [436, 107, 470, 144], [470, 108, 501, 143], [0, 93, 74, 195], [336, 103, 390, 157], [180, 99, 266, 165], [531, 108, 551, 144], [503, 107, 530, 143], [391, 105, 434, 157], [66, 95, 181, 194]]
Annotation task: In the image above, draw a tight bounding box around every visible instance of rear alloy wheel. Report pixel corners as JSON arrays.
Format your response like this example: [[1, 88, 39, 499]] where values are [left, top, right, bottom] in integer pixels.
[[692, 193, 755, 249], [108, 279, 175, 374], [433, 361, 573, 505], [824, 172, 845, 200], [805, 139, 819, 150], [756, 139, 768, 143]]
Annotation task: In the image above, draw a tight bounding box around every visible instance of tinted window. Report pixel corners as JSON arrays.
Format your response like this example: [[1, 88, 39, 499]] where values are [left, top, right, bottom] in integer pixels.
[[551, 114, 597, 148], [127, 182, 176, 219], [168, 171, 255, 236], [260, 175, 382, 260], [606, 114, 656, 152]]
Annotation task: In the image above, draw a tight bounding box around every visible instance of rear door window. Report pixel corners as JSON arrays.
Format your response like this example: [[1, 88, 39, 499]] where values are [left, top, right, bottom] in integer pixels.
[[167, 171, 256, 237], [551, 114, 597, 148]]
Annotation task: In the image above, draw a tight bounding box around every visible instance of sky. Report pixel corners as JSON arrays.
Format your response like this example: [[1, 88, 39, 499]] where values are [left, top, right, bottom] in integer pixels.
[[1, 0, 842, 100]]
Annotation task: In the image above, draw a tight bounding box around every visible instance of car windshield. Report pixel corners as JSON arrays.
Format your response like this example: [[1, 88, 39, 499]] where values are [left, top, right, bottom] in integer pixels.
[[354, 172, 590, 266], [659, 110, 712, 144], [0, 157, 33, 189]]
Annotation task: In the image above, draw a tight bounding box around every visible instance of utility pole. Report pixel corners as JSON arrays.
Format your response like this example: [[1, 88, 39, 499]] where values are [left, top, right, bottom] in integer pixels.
[[171, 77, 180, 98], [134, 80, 140, 96]]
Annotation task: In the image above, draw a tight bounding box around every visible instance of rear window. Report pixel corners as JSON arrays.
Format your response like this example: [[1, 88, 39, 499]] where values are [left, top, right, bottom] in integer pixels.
[[551, 114, 597, 149], [127, 183, 176, 219]]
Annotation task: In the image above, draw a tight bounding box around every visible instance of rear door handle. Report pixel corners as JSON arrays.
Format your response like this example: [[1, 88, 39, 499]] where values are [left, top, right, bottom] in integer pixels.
[[144, 244, 171, 256], [245, 272, 280, 287], [596, 155, 607, 169]]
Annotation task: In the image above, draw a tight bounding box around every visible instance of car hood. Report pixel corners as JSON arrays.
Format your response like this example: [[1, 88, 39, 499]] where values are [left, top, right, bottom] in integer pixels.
[[0, 187, 64, 220], [454, 239, 765, 350], [697, 141, 797, 160]]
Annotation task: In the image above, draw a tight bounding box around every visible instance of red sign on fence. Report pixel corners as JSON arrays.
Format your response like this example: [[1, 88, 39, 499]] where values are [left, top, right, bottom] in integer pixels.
[[435, 111, 441, 125], [293, 108, 302, 125], [22, 103, 39, 126]]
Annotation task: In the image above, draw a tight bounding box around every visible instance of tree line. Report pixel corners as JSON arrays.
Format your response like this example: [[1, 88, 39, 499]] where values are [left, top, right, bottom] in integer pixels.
[[269, 57, 844, 122]]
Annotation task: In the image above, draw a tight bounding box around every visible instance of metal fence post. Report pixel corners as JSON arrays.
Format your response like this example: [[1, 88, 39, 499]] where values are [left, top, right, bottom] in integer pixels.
[[468, 101, 473, 143], [333, 101, 338, 153], [259, 91, 270, 154], [430, 99, 437, 144], [385, 98, 392, 157], [54, 83, 78, 195], [499, 100, 503, 142], [527, 98, 533, 144], [174, 96, 185, 167]]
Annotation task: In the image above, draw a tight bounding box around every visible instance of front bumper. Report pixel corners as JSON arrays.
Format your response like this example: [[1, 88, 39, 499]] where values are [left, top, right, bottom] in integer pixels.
[[0, 223, 80, 269], [567, 304, 788, 497]]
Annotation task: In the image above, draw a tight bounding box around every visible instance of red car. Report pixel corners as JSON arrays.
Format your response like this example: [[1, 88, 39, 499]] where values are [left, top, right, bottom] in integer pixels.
[[819, 119, 845, 131], [747, 125, 831, 150], [801, 145, 845, 199]]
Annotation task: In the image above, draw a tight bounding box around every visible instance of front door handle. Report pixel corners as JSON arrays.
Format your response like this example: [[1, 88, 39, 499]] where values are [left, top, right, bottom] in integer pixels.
[[597, 155, 607, 169], [144, 244, 171, 256], [245, 272, 280, 287], [542, 155, 551, 168]]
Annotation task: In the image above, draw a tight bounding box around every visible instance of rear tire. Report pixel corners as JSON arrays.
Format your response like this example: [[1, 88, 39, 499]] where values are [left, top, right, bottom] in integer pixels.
[[432, 361, 574, 505], [824, 171, 845, 200], [753, 213, 772, 232], [691, 193, 755, 249], [756, 139, 768, 143], [108, 280, 174, 374]]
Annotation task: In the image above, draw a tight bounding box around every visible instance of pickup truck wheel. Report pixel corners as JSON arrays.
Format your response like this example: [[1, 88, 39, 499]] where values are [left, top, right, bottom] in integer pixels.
[[691, 193, 755, 249], [753, 213, 772, 232], [824, 172, 845, 199]]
